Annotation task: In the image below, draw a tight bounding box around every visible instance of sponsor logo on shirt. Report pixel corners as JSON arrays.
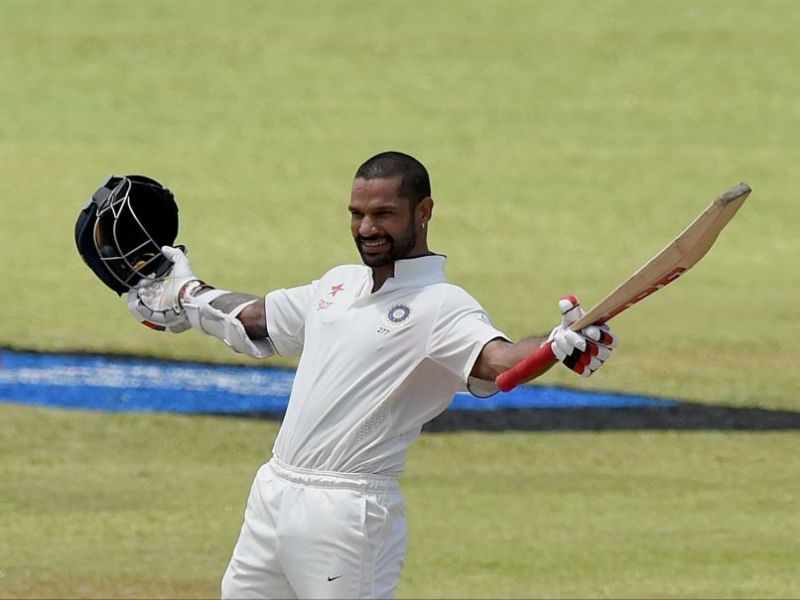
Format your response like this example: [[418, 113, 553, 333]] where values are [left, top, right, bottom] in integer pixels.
[[384, 303, 412, 327], [317, 283, 345, 310]]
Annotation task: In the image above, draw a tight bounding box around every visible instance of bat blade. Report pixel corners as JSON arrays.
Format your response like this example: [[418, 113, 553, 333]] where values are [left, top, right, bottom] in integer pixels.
[[569, 182, 750, 331], [495, 183, 751, 392]]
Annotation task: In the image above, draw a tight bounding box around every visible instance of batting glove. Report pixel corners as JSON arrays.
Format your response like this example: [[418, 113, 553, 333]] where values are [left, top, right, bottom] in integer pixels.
[[127, 245, 202, 333], [548, 295, 617, 377]]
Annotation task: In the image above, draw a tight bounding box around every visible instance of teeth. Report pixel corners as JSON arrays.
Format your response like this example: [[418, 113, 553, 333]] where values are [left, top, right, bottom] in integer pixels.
[[362, 239, 387, 247]]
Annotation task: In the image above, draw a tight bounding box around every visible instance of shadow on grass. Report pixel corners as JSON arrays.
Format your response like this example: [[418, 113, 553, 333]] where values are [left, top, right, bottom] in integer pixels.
[[226, 403, 800, 432]]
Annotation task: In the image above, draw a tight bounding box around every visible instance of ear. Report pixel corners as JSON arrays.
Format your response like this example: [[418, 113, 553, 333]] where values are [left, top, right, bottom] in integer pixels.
[[417, 197, 433, 227]]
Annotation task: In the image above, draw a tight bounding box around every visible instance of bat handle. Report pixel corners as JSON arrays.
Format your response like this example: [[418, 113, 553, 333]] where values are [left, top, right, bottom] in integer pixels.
[[495, 343, 558, 392]]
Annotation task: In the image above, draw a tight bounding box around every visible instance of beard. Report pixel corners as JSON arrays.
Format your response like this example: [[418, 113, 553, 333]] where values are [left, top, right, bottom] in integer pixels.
[[355, 218, 418, 269]]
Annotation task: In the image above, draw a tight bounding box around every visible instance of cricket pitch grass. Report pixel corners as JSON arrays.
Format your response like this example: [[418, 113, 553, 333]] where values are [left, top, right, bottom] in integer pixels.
[[1, 0, 799, 597]]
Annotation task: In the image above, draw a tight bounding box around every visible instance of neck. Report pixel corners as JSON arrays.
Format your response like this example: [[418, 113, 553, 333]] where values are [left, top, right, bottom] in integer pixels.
[[371, 265, 393, 292]]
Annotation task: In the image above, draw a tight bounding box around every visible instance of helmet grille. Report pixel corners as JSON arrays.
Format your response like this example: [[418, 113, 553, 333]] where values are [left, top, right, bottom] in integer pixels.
[[76, 175, 179, 294]]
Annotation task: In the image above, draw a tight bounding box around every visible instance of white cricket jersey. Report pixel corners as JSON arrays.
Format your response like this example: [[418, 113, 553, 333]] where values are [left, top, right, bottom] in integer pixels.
[[265, 255, 508, 477]]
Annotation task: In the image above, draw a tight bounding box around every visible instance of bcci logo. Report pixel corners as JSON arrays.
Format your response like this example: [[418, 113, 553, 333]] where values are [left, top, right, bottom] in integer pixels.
[[384, 303, 412, 327]]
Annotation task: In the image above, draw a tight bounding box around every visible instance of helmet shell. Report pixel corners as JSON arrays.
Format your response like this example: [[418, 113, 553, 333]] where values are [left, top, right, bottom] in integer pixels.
[[75, 175, 179, 294]]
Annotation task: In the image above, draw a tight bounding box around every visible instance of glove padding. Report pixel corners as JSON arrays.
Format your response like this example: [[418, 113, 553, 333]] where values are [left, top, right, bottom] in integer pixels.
[[127, 245, 200, 333], [548, 295, 617, 377]]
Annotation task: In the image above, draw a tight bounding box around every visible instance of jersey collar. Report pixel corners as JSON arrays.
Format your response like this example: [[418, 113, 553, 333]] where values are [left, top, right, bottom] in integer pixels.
[[378, 254, 447, 292]]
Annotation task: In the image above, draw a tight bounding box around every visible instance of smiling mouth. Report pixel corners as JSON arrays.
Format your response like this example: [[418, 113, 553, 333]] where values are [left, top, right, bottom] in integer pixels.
[[359, 238, 390, 252]]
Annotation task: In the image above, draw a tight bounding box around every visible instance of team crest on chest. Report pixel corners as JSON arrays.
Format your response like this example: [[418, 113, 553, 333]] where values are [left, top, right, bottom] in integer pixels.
[[383, 303, 413, 327]]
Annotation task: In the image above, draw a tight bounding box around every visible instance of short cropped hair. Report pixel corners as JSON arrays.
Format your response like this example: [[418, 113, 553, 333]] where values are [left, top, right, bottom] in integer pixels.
[[355, 151, 431, 204]]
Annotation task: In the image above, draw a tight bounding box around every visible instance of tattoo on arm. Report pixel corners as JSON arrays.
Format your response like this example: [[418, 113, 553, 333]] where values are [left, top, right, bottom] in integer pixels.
[[210, 293, 259, 314], [209, 293, 268, 340]]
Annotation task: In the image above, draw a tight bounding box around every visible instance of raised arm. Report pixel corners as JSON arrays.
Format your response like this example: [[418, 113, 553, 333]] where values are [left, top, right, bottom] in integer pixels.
[[219, 294, 268, 340], [127, 246, 275, 358], [471, 296, 618, 386], [470, 336, 550, 381]]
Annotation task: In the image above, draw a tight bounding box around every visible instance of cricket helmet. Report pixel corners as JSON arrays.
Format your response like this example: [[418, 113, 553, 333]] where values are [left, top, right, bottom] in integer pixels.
[[75, 175, 179, 295]]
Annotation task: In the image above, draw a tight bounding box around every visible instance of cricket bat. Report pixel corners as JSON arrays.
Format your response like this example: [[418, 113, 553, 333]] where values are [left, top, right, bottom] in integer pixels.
[[495, 182, 751, 393]]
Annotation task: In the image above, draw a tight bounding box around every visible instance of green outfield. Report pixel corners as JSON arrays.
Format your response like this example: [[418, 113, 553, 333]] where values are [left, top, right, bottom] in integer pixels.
[[1, 405, 798, 599], [1, 0, 798, 598]]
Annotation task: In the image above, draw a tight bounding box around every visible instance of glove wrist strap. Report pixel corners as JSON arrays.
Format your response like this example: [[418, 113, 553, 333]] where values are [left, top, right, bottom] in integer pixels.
[[178, 279, 206, 306]]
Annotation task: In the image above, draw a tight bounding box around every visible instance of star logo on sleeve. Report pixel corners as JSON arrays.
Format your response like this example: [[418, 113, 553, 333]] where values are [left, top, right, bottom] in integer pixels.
[[317, 283, 345, 311]]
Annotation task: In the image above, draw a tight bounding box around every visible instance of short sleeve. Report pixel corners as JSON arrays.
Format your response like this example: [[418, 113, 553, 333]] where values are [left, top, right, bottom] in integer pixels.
[[427, 286, 509, 398], [265, 281, 319, 357]]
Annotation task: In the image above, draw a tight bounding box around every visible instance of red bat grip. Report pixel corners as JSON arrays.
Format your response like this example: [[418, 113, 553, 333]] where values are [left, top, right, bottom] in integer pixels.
[[495, 343, 558, 392]]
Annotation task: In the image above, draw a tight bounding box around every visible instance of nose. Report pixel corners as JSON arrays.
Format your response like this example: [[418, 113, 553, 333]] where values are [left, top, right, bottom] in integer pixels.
[[358, 216, 378, 237]]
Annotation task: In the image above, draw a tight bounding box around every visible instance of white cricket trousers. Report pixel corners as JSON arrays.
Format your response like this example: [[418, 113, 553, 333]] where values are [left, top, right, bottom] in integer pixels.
[[221, 457, 407, 599]]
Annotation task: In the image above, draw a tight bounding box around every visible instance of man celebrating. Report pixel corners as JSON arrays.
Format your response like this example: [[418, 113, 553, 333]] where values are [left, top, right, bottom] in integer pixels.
[[128, 151, 616, 599]]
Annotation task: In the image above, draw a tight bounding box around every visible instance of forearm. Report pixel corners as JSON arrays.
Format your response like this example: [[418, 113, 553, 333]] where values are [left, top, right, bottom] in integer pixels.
[[180, 284, 274, 358], [471, 335, 550, 381], [471, 295, 620, 386], [499, 336, 550, 369], [182, 285, 267, 341], [128, 246, 273, 358], [209, 292, 267, 340]]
